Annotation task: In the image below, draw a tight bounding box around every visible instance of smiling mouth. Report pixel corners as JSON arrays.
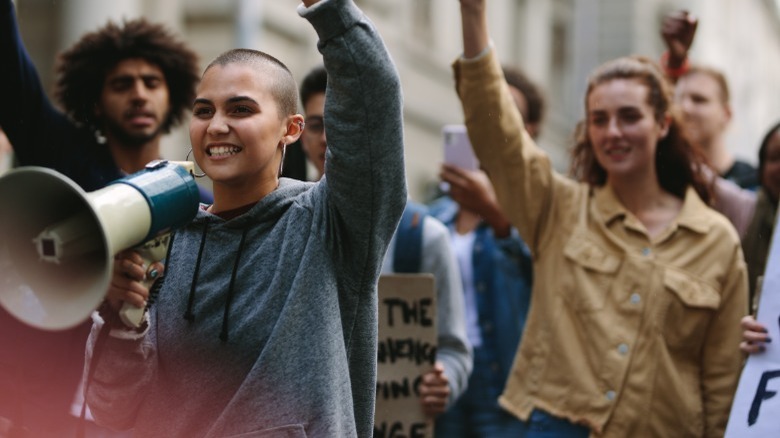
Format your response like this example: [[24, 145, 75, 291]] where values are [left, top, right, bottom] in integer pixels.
[[606, 145, 630, 156], [207, 145, 242, 157]]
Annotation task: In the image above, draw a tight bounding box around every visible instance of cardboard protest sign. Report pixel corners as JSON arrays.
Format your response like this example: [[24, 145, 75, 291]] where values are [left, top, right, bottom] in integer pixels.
[[374, 274, 437, 438], [726, 210, 780, 437]]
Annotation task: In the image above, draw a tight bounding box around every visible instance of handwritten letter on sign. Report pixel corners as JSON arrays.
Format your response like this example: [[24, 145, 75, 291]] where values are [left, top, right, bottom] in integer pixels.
[[726, 210, 780, 437], [374, 274, 437, 438]]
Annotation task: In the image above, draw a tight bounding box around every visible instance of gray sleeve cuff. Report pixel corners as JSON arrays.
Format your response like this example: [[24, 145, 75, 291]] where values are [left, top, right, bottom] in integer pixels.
[[298, 0, 363, 44]]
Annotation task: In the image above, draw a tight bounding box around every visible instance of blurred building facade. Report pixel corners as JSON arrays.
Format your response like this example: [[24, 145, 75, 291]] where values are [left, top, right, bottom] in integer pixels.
[[12, 0, 780, 200]]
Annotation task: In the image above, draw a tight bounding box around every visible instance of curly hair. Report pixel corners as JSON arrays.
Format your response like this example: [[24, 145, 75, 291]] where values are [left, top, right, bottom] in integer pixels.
[[502, 65, 545, 126], [54, 18, 199, 134], [569, 56, 712, 204]]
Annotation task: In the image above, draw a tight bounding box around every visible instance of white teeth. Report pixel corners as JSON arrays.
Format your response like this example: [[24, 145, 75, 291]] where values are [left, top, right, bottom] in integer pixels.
[[607, 146, 629, 155], [207, 146, 241, 157]]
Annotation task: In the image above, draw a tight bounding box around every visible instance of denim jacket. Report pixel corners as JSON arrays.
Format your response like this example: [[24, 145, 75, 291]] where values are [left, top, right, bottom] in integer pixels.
[[429, 197, 532, 388]]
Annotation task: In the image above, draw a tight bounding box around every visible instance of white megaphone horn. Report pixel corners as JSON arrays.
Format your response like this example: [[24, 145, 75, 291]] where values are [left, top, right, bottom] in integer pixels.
[[0, 160, 200, 331]]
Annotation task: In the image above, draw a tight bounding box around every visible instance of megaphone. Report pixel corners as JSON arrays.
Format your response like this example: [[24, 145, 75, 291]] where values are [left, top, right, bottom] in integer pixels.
[[0, 160, 200, 331]]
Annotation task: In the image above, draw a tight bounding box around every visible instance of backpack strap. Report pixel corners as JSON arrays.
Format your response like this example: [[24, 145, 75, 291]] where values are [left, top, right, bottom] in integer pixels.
[[393, 201, 428, 273]]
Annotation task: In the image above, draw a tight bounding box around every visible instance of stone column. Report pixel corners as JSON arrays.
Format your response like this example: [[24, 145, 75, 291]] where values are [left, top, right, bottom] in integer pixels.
[[235, 0, 265, 49]]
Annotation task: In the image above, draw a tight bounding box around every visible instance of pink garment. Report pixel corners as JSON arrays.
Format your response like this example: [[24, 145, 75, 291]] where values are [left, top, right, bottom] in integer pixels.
[[712, 176, 757, 239]]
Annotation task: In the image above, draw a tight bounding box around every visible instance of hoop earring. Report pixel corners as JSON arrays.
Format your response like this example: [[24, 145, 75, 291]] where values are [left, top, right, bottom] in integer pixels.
[[94, 129, 107, 145], [278, 143, 287, 177], [186, 148, 207, 178]]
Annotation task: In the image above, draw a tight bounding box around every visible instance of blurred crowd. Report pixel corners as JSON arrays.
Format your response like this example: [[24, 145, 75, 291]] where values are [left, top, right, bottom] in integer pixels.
[[0, 1, 777, 437]]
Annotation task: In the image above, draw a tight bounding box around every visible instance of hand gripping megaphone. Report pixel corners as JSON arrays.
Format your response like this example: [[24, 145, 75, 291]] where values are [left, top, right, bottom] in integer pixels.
[[0, 160, 200, 331]]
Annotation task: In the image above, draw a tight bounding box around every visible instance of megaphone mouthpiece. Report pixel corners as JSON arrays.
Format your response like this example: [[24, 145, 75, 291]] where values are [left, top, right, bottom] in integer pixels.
[[33, 210, 102, 264]]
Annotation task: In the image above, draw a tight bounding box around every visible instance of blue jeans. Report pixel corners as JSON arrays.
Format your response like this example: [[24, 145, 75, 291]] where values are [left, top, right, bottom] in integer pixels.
[[518, 410, 590, 438], [435, 345, 524, 437], [434, 382, 525, 438], [437, 403, 589, 438]]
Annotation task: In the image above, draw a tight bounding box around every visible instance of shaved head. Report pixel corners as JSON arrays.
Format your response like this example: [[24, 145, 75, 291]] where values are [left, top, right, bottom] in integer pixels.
[[206, 49, 298, 117]]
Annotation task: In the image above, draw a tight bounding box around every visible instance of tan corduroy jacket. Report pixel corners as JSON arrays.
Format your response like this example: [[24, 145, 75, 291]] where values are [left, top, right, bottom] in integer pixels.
[[452, 48, 747, 438]]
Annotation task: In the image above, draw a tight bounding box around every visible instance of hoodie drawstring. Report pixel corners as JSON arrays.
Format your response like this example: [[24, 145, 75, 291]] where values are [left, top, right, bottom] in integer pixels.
[[220, 228, 249, 342], [184, 221, 210, 322]]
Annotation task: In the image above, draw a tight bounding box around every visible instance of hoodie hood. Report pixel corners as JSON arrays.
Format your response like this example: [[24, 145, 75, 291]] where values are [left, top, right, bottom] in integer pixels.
[[192, 178, 317, 228]]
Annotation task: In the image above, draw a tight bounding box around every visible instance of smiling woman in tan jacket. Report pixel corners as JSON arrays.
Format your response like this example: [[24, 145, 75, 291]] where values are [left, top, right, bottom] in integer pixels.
[[452, 1, 748, 437]]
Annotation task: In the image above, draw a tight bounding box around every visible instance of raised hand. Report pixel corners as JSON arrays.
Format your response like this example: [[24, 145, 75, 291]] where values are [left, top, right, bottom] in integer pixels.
[[440, 164, 495, 213], [459, 0, 489, 58], [440, 163, 511, 237], [661, 10, 698, 68]]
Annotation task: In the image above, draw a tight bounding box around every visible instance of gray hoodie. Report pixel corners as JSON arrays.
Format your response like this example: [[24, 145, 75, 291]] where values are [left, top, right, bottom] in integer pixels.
[[84, 1, 406, 437]]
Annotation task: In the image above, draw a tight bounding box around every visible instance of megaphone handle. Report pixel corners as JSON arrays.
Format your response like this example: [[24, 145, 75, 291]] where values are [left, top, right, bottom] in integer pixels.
[[118, 234, 171, 328], [119, 302, 146, 329]]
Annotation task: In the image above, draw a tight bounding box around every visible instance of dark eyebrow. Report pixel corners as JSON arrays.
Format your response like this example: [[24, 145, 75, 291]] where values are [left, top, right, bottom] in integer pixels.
[[226, 96, 258, 105], [192, 96, 258, 108], [588, 105, 642, 115], [107, 76, 133, 85], [617, 106, 643, 113]]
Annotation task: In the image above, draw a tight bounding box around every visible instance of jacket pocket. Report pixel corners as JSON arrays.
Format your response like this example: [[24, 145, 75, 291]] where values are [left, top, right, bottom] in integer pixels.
[[222, 424, 307, 438], [562, 234, 621, 311], [660, 268, 721, 349]]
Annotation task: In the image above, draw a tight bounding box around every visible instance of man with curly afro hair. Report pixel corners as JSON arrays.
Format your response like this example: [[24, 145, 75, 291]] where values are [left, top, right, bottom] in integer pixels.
[[0, 1, 206, 435]]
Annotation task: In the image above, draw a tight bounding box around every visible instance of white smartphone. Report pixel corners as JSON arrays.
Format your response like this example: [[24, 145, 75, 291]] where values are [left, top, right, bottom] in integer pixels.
[[442, 124, 479, 171]]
